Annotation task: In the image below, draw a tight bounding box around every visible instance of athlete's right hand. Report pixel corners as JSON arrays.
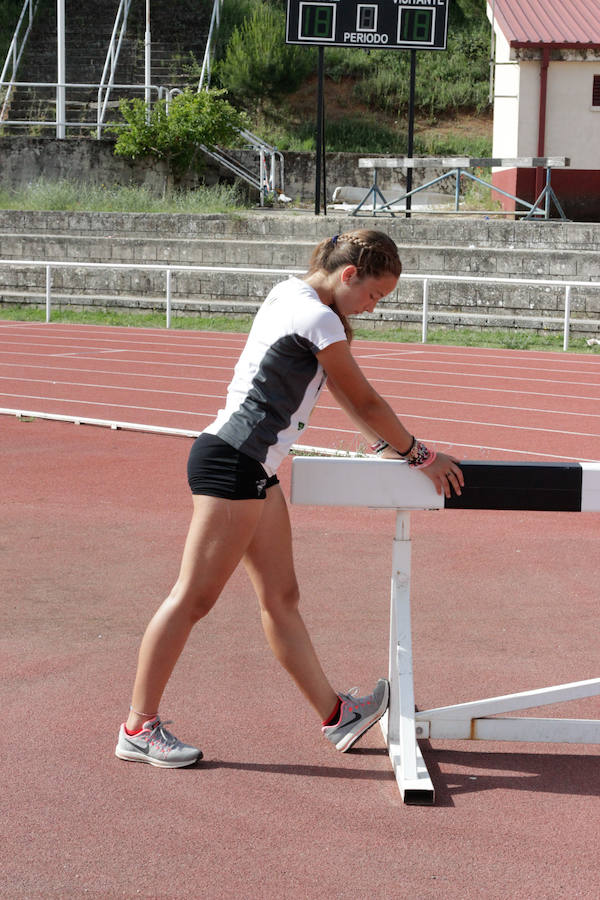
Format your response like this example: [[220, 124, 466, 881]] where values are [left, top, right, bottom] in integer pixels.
[[421, 452, 464, 499]]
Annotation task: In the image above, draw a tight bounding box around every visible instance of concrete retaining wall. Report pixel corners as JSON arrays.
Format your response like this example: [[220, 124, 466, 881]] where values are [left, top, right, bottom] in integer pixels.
[[1, 208, 599, 336], [0, 137, 464, 202]]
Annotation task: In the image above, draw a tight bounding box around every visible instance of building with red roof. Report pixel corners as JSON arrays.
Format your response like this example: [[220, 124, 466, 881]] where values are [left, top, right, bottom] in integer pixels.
[[489, 0, 600, 218]]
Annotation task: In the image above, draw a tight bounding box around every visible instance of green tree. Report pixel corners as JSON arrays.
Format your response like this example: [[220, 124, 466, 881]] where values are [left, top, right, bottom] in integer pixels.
[[218, 3, 314, 108], [112, 89, 247, 190]]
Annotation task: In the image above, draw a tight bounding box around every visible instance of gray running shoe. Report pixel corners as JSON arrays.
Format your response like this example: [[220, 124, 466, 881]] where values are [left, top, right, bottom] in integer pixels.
[[322, 679, 389, 752], [115, 716, 202, 768]]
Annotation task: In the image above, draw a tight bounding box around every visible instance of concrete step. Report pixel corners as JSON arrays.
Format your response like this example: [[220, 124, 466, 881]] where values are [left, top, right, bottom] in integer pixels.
[[1, 211, 600, 336], [1, 252, 598, 327], [1, 210, 600, 251], [2, 231, 600, 281]]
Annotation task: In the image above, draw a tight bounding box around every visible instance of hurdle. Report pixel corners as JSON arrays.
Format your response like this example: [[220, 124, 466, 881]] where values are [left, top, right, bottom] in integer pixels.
[[291, 458, 600, 805]]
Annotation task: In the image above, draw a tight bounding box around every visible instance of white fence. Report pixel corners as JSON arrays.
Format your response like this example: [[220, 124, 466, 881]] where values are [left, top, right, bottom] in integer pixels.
[[0, 258, 598, 351]]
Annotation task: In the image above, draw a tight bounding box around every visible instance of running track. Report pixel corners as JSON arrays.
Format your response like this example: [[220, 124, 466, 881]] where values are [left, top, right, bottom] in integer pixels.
[[4, 320, 600, 897], [1, 320, 599, 462]]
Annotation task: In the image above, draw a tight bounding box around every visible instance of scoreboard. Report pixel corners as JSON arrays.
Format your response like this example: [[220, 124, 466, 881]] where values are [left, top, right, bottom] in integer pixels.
[[286, 0, 450, 50]]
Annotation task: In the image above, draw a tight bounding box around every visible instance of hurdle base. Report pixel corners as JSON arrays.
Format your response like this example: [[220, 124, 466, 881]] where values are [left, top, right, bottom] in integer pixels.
[[380, 712, 435, 804], [415, 676, 600, 745]]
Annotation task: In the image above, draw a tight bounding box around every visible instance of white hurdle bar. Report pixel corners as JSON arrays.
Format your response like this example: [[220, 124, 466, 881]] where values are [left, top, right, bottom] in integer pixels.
[[291, 458, 600, 805]]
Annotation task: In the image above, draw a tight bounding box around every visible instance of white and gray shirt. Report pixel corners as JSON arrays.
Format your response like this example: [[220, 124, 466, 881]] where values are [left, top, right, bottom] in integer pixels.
[[204, 277, 346, 475]]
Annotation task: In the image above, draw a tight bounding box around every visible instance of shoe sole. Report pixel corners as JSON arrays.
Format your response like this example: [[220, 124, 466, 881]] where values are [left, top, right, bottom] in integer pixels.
[[336, 680, 390, 752], [115, 748, 202, 768]]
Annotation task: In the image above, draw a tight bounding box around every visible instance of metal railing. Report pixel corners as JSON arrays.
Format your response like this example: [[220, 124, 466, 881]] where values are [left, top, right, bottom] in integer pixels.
[[197, 0, 223, 91], [399, 273, 600, 351], [1, 258, 598, 350], [96, 0, 133, 138], [0, 80, 163, 133], [196, 0, 285, 200], [0, 0, 39, 122]]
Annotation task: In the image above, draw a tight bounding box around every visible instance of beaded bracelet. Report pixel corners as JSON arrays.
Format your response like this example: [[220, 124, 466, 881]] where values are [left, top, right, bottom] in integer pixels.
[[407, 440, 437, 469], [370, 439, 389, 455]]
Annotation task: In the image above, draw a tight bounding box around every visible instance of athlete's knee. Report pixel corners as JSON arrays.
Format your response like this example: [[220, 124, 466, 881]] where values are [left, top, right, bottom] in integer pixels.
[[260, 581, 300, 619], [166, 581, 219, 624]]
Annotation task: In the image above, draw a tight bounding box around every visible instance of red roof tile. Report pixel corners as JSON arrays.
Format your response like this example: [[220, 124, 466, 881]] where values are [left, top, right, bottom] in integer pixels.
[[489, 0, 600, 47]]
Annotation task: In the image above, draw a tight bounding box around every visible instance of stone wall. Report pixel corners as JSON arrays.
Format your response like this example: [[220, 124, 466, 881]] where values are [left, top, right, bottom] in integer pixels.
[[0, 136, 436, 202]]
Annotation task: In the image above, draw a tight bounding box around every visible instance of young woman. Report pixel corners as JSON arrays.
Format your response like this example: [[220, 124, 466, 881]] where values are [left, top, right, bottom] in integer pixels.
[[115, 229, 464, 768]]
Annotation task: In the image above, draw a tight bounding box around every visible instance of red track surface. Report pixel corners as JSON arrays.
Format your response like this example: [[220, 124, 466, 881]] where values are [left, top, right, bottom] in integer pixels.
[[3, 321, 600, 898], [2, 320, 600, 460]]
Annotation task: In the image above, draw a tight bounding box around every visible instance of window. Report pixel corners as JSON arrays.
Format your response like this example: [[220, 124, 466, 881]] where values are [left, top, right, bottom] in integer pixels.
[[593, 75, 600, 107]]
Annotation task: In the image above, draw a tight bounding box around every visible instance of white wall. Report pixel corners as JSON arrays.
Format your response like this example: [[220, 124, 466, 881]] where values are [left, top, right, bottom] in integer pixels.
[[545, 62, 600, 168], [491, 29, 519, 158], [515, 60, 539, 156]]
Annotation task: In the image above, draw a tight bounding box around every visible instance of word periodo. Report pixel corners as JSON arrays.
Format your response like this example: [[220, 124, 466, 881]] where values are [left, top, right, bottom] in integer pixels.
[[343, 31, 388, 43]]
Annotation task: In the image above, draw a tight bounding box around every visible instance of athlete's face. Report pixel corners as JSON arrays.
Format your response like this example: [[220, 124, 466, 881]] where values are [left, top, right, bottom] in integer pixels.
[[335, 266, 398, 316]]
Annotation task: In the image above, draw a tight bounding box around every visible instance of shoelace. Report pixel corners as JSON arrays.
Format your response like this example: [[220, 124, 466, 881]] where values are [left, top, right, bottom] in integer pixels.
[[146, 719, 180, 750], [342, 687, 375, 709]]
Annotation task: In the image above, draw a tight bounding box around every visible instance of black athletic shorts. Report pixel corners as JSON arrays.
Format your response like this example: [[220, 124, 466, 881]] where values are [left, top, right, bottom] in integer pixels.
[[187, 433, 279, 500]]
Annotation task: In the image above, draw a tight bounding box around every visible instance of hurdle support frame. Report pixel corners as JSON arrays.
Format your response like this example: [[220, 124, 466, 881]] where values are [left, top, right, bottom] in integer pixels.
[[291, 457, 600, 805]]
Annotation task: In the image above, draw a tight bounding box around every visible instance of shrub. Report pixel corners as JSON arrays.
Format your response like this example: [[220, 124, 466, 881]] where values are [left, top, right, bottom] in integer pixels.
[[112, 88, 248, 187]]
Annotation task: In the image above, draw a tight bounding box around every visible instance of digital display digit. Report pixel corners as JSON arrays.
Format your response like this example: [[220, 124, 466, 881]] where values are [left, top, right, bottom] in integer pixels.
[[299, 3, 336, 41], [399, 8, 434, 45], [357, 5, 377, 32]]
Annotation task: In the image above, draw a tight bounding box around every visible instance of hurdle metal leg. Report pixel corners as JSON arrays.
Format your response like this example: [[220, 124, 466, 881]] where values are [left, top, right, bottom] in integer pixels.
[[379, 511, 435, 804], [379, 510, 600, 806]]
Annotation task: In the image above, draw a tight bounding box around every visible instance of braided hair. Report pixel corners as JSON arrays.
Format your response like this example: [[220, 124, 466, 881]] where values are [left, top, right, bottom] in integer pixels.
[[306, 230, 401, 341]]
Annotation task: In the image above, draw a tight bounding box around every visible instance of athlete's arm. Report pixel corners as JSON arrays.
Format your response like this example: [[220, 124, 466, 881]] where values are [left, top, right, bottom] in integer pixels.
[[326, 374, 403, 458], [317, 340, 464, 497], [317, 341, 414, 453]]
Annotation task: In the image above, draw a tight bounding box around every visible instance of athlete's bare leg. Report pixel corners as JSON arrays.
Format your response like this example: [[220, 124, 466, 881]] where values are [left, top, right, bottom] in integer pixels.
[[243, 484, 339, 721]]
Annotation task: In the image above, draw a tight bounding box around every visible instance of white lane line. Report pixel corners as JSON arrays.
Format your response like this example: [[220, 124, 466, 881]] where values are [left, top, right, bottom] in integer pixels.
[[0, 392, 216, 418], [2, 407, 597, 463], [0, 336, 244, 357], [1, 351, 237, 372], [1, 376, 225, 402], [2, 324, 596, 367], [319, 395, 600, 420], [363, 364, 600, 391], [306, 416, 599, 441], [0, 361, 231, 385], [1, 361, 597, 404], [356, 350, 426, 359], [1, 344, 241, 362], [388, 345, 600, 365], [8, 349, 600, 390], [9, 332, 596, 375], [360, 357, 600, 378], [4, 377, 598, 422]]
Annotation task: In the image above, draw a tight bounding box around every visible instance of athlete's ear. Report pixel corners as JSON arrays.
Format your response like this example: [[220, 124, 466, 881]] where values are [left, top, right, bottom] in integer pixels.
[[340, 265, 358, 285]]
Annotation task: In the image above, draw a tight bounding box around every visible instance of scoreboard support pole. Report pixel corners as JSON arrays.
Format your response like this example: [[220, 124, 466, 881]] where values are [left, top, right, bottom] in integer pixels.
[[315, 46, 325, 216], [291, 457, 600, 805]]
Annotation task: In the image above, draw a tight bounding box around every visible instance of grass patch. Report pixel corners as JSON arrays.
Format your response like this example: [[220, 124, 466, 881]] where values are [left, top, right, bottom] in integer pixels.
[[1, 304, 598, 354], [0, 305, 256, 331], [0, 179, 251, 213], [353, 324, 598, 354]]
